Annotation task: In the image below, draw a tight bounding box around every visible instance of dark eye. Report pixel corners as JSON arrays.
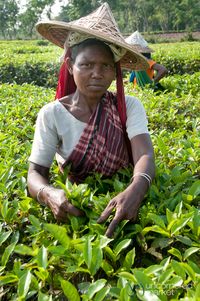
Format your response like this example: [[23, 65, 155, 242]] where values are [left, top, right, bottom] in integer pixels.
[[103, 63, 114, 70], [81, 63, 92, 68]]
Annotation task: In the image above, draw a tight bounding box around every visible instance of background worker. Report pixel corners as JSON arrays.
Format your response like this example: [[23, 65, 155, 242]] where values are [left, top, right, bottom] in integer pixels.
[[126, 31, 168, 90]]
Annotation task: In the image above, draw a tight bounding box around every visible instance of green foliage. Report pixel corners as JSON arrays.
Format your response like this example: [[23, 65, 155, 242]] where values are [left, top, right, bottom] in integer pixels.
[[0, 40, 62, 88], [152, 42, 200, 75], [1, 0, 200, 39], [58, 0, 200, 34], [0, 41, 200, 300], [0, 0, 19, 39], [0, 41, 200, 89]]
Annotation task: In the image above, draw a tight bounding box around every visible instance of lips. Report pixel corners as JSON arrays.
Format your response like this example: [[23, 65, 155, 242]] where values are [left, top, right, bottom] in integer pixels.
[[88, 83, 104, 87], [87, 84, 105, 91]]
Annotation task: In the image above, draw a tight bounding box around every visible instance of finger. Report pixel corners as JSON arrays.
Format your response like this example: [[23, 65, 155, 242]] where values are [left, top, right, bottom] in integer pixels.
[[65, 202, 85, 217], [97, 201, 116, 223], [105, 215, 121, 238], [54, 210, 69, 222]]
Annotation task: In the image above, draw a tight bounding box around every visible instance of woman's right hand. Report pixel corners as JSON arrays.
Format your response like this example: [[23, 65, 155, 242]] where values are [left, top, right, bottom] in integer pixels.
[[42, 186, 84, 222]]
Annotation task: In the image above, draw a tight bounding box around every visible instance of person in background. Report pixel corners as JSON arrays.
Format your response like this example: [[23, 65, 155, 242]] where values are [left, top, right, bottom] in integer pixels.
[[126, 31, 168, 90], [27, 3, 155, 238]]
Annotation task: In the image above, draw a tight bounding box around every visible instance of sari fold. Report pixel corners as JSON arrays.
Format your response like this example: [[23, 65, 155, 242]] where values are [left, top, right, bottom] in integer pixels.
[[62, 92, 130, 182]]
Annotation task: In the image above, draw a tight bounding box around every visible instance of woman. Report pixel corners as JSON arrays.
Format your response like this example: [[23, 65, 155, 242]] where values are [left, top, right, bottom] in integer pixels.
[[126, 31, 168, 89], [28, 3, 155, 238]]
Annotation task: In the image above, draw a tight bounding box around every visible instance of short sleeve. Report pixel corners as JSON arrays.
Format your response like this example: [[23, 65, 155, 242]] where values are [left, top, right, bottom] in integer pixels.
[[29, 105, 59, 167], [125, 96, 149, 140]]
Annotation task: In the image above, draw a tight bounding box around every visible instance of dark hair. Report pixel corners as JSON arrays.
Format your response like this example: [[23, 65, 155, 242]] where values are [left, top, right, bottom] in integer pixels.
[[141, 52, 151, 59], [70, 38, 115, 62]]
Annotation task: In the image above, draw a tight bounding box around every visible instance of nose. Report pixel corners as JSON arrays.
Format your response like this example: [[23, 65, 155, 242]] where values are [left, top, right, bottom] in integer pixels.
[[91, 65, 104, 78]]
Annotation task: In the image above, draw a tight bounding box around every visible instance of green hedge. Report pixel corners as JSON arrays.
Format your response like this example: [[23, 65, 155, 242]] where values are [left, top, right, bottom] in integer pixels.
[[0, 81, 199, 300], [0, 61, 60, 88], [0, 41, 200, 87]]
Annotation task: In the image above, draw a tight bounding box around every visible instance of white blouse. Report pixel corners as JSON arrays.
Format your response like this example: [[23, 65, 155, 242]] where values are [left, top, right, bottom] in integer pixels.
[[29, 96, 149, 167]]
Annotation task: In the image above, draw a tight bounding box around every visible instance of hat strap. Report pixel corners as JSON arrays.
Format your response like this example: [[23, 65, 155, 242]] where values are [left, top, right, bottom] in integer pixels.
[[55, 49, 76, 99], [116, 62, 127, 128], [116, 62, 133, 163]]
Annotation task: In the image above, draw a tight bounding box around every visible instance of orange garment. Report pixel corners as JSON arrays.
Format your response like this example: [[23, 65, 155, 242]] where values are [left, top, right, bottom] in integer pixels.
[[146, 60, 156, 79], [133, 59, 156, 85]]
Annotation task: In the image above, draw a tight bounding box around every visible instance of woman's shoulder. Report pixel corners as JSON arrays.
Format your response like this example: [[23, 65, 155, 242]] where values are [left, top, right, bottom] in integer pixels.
[[39, 100, 63, 116], [125, 95, 146, 115], [125, 95, 142, 106]]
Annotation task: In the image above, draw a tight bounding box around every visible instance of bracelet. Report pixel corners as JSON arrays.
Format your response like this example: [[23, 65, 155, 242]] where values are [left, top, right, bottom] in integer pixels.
[[132, 172, 152, 187], [36, 185, 48, 205]]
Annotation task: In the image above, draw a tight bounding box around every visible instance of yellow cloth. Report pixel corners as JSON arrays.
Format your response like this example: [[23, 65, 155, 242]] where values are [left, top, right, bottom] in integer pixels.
[[63, 31, 126, 63]]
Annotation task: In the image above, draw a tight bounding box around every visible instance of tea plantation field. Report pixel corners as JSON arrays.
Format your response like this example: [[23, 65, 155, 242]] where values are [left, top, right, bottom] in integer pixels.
[[0, 41, 200, 300]]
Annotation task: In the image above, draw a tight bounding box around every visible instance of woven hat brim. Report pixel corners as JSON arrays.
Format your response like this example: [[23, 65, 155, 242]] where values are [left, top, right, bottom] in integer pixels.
[[36, 21, 149, 70]]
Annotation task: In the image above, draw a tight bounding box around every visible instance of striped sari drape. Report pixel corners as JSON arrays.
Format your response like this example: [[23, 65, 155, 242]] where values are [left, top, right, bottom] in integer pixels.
[[62, 92, 130, 182]]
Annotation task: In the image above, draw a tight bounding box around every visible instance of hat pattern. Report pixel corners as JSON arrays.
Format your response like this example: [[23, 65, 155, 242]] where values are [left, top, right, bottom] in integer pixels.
[[36, 3, 149, 70]]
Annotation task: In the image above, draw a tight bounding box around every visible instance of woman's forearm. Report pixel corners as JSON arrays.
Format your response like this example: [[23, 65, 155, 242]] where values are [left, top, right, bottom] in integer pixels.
[[27, 163, 50, 205], [129, 153, 155, 200]]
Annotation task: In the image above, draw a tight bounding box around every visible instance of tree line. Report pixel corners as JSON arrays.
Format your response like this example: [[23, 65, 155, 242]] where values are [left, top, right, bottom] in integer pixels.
[[1, 0, 199, 39]]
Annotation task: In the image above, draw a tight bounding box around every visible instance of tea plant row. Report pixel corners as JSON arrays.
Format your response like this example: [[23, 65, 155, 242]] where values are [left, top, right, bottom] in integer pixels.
[[0, 71, 199, 300]]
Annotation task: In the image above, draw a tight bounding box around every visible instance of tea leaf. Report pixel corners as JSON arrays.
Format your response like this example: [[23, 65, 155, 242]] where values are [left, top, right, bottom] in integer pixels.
[[38, 291, 53, 301], [188, 180, 200, 197], [123, 248, 135, 270], [0, 230, 12, 246], [0, 274, 18, 285], [118, 271, 136, 283], [171, 260, 186, 280], [114, 239, 132, 256], [148, 213, 166, 229], [1, 233, 18, 266], [93, 286, 110, 301], [83, 236, 92, 269], [37, 246, 48, 269], [17, 270, 32, 298], [15, 243, 37, 257], [168, 247, 182, 261], [180, 263, 196, 281], [134, 270, 154, 288], [183, 247, 200, 261], [60, 279, 80, 301], [29, 214, 41, 230], [171, 218, 192, 236], [43, 223, 70, 248], [90, 245, 103, 276], [86, 279, 107, 300]]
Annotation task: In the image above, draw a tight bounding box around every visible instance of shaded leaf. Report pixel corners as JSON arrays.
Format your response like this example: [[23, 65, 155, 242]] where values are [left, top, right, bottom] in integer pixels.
[[86, 279, 107, 300], [114, 239, 132, 255], [37, 246, 48, 269], [17, 270, 32, 298], [61, 279, 80, 301], [183, 247, 200, 261], [168, 247, 182, 261], [43, 223, 70, 248]]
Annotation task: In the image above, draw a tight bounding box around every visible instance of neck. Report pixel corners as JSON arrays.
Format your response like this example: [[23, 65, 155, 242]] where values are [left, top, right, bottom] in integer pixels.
[[72, 91, 102, 114]]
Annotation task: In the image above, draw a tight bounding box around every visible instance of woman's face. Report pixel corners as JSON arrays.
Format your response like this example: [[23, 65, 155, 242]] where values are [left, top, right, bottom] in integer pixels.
[[69, 44, 116, 99]]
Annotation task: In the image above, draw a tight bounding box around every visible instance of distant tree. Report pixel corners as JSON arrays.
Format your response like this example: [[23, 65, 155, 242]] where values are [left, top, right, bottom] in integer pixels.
[[0, 0, 19, 39], [0, 0, 197, 39], [57, 0, 102, 22], [19, 0, 55, 37]]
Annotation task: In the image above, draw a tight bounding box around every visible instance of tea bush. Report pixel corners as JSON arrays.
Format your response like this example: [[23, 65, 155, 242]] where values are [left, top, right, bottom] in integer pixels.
[[152, 42, 200, 75], [0, 39, 200, 300], [1, 41, 200, 88], [0, 71, 199, 300]]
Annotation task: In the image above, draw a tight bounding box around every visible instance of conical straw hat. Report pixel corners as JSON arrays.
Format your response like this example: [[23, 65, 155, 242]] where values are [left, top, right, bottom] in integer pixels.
[[125, 31, 154, 53], [36, 3, 148, 70]]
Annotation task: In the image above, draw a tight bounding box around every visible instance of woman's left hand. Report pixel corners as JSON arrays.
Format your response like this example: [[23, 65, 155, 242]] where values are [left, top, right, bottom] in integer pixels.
[[97, 185, 142, 237], [98, 133, 155, 237]]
